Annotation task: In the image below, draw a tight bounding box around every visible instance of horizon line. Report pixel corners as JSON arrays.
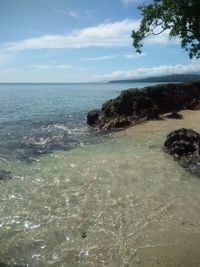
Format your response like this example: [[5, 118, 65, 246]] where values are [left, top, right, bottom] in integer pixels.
[[0, 82, 108, 84]]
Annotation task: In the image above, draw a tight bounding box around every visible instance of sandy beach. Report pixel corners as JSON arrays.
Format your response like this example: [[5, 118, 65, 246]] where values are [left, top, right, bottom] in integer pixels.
[[115, 110, 200, 266]]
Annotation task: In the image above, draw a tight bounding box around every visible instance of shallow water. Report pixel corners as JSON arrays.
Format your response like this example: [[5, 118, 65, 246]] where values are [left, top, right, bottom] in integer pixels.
[[0, 82, 168, 161], [1, 110, 200, 266], [1, 82, 200, 266]]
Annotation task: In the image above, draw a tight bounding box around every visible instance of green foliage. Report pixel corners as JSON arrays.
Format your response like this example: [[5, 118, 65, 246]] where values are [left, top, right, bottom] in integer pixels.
[[132, 0, 200, 58]]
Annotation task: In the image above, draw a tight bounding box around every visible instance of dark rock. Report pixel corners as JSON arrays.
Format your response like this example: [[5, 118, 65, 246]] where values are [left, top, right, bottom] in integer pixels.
[[87, 81, 200, 130], [99, 116, 132, 130], [82, 232, 87, 239], [164, 128, 200, 169], [186, 98, 200, 110], [0, 170, 12, 180], [87, 110, 100, 125], [166, 112, 183, 119]]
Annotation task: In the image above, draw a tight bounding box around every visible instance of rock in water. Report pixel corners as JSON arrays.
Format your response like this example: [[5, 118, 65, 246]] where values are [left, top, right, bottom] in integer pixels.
[[0, 170, 12, 180], [82, 232, 87, 239], [87, 110, 100, 125], [87, 82, 200, 130], [164, 128, 200, 170]]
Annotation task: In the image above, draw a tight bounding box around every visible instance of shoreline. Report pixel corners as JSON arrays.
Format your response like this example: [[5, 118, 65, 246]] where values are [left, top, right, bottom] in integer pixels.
[[115, 110, 200, 266], [87, 81, 200, 130], [1, 85, 200, 266], [1, 110, 200, 266], [122, 109, 200, 137]]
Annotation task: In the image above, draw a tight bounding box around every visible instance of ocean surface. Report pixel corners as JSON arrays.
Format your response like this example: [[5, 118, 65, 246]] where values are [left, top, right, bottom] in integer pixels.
[[0, 83, 200, 267], [0, 82, 154, 162]]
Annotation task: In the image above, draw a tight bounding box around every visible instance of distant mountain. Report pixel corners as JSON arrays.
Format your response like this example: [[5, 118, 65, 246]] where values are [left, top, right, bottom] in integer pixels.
[[108, 74, 200, 83]]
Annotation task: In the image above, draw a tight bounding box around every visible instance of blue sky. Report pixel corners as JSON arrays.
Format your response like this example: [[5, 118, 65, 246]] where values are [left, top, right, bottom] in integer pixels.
[[0, 0, 200, 83]]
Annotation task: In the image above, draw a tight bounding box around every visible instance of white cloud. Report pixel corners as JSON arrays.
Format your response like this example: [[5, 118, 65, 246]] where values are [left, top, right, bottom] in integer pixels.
[[83, 54, 118, 61], [0, 19, 180, 62], [146, 29, 180, 45], [2, 19, 139, 51], [68, 10, 80, 19], [94, 62, 200, 80], [124, 52, 146, 59], [31, 64, 72, 70]]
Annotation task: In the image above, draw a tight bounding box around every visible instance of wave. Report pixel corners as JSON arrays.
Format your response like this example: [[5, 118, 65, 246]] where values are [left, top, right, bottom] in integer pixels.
[[0, 120, 106, 162]]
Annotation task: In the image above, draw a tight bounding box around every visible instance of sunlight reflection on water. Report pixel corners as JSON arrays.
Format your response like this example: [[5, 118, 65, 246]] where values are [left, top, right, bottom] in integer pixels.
[[0, 111, 200, 266]]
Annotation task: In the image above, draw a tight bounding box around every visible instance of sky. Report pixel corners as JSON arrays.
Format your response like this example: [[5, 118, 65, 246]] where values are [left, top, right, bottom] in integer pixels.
[[0, 0, 200, 83]]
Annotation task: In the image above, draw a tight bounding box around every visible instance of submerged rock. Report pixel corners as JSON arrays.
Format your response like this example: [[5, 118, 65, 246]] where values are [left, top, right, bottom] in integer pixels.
[[164, 128, 200, 170], [0, 170, 12, 180], [87, 82, 200, 130], [82, 232, 87, 239]]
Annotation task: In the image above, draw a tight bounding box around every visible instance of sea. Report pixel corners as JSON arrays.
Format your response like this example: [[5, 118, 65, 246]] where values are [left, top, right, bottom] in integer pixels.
[[0, 83, 200, 267]]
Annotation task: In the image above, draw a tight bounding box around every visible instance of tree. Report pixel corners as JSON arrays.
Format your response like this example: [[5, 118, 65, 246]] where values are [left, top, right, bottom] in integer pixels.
[[132, 0, 200, 58]]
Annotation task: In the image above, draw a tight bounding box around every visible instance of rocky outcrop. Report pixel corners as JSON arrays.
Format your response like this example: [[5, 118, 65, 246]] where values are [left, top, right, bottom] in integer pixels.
[[87, 110, 100, 125], [164, 128, 200, 170], [187, 98, 200, 110], [165, 112, 183, 119], [87, 82, 200, 130]]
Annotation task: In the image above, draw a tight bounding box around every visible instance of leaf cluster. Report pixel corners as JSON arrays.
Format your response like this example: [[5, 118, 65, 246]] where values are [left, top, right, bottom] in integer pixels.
[[132, 0, 200, 58]]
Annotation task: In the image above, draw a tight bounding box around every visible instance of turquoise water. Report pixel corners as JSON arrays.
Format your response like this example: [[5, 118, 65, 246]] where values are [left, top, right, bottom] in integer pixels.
[[1, 83, 200, 267]]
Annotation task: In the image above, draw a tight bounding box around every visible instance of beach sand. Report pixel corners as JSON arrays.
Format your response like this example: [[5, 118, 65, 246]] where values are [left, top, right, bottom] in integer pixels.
[[117, 110, 200, 267], [124, 110, 200, 137]]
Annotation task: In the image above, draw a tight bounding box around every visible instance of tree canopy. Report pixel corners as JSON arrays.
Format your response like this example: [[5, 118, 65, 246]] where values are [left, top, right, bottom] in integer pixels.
[[132, 0, 200, 58]]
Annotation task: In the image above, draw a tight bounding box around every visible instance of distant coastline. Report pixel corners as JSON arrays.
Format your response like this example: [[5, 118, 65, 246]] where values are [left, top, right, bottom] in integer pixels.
[[108, 74, 200, 83]]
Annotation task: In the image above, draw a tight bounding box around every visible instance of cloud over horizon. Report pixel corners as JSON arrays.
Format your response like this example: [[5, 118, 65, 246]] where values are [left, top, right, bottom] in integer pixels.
[[0, 0, 192, 82], [94, 62, 200, 81]]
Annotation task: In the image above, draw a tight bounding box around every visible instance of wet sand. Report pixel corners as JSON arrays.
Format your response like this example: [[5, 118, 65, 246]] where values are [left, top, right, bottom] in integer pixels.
[[119, 110, 200, 267]]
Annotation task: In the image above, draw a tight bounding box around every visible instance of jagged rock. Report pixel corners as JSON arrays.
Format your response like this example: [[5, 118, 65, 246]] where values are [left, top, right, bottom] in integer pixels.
[[166, 112, 183, 119], [99, 116, 132, 130], [87, 110, 100, 125], [164, 128, 200, 169], [87, 82, 200, 130], [186, 98, 200, 110]]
